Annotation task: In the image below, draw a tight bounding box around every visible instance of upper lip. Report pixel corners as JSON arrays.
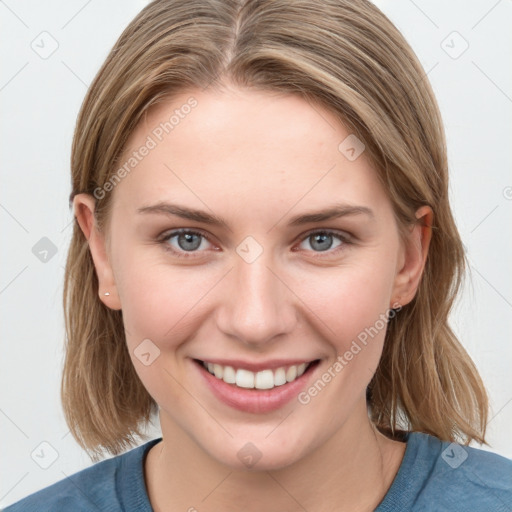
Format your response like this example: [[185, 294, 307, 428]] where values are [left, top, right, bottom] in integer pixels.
[[194, 358, 319, 372]]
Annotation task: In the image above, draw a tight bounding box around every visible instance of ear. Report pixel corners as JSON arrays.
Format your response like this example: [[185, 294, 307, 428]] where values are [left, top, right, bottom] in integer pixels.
[[390, 205, 433, 308], [73, 194, 122, 311]]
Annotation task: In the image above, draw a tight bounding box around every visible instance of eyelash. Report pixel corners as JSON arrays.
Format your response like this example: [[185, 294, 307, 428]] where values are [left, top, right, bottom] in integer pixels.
[[157, 228, 352, 259]]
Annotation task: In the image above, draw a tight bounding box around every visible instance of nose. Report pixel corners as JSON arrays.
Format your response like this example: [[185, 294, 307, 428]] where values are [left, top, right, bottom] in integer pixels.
[[215, 252, 297, 348]]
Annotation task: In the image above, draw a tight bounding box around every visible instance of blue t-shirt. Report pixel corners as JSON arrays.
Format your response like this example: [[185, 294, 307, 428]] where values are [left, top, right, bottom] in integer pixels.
[[3, 431, 512, 511]]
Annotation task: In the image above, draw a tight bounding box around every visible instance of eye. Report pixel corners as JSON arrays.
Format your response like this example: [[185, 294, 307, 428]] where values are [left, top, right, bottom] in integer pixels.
[[294, 229, 350, 256], [158, 228, 351, 259], [158, 229, 215, 258]]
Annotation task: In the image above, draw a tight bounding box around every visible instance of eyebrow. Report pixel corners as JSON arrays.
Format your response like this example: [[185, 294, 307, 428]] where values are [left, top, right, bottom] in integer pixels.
[[136, 201, 375, 228]]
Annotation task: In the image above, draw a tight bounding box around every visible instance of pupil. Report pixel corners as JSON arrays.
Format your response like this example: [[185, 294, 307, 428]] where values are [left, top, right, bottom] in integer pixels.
[[311, 233, 332, 251], [179, 233, 201, 251]]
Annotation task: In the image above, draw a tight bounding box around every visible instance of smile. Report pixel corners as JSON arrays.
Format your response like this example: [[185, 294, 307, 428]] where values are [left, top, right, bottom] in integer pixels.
[[200, 360, 313, 390], [192, 358, 321, 414]]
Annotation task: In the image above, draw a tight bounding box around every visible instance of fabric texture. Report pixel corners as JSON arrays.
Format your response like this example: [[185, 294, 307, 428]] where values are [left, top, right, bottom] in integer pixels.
[[3, 432, 512, 511]]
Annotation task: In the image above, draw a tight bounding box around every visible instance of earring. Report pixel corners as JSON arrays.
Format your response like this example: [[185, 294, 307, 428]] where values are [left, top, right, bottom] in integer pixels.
[[104, 292, 110, 296]]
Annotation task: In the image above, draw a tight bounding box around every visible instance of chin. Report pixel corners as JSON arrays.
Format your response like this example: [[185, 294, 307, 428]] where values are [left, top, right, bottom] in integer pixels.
[[204, 431, 313, 472]]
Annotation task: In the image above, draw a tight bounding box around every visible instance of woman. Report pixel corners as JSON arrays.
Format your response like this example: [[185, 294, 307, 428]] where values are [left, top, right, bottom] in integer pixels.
[[5, 0, 511, 511]]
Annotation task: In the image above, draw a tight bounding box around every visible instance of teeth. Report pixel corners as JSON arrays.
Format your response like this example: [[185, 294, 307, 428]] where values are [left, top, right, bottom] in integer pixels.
[[201, 360, 312, 389], [213, 364, 223, 379], [223, 365, 236, 384], [254, 369, 274, 390], [274, 367, 287, 386], [285, 365, 297, 382], [236, 368, 255, 388]]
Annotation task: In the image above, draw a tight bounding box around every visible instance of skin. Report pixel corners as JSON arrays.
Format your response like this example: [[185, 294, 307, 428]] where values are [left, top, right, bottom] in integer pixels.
[[74, 83, 432, 512]]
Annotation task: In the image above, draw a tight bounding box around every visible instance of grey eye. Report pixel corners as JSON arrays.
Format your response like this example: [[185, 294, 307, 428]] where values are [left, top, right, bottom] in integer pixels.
[[162, 230, 211, 254], [298, 231, 344, 253], [175, 232, 203, 251]]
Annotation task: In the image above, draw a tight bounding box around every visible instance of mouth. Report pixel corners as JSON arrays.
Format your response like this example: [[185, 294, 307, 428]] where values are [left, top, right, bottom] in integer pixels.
[[192, 358, 321, 414], [194, 358, 320, 390]]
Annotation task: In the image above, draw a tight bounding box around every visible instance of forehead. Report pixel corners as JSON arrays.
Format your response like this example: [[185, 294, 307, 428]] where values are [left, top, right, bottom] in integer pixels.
[[112, 86, 389, 220]]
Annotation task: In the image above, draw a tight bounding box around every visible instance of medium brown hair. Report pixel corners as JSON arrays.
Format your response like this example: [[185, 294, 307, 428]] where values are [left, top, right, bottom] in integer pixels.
[[62, 0, 489, 461]]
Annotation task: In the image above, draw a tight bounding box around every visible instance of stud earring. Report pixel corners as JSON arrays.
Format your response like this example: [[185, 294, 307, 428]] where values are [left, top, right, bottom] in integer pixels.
[[104, 292, 110, 296]]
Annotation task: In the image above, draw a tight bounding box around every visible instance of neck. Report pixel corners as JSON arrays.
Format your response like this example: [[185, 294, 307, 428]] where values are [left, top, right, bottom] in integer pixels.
[[144, 401, 406, 512]]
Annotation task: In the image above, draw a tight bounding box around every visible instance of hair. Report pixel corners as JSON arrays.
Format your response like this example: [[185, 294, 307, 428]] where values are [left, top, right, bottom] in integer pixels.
[[62, 0, 489, 462]]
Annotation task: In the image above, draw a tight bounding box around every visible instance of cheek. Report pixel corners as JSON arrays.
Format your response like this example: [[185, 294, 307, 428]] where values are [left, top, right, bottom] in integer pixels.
[[291, 262, 396, 420], [115, 256, 211, 407], [115, 251, 215, 345], [293, 259, 396, 344], [117, 251, 396, 342]]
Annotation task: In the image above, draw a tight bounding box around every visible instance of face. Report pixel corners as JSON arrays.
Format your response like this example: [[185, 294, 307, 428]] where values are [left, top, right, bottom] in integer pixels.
[[75, 84, 429, 471]]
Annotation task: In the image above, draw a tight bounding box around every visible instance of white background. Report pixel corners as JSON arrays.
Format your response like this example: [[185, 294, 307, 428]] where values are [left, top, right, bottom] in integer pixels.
[[1, 0, 511, 508]]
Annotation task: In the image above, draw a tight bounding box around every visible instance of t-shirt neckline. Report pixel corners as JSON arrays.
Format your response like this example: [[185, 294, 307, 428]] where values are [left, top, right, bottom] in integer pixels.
[[125, 432, 418, 510]]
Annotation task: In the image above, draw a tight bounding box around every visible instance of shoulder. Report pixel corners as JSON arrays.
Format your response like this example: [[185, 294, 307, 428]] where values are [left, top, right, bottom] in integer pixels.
[[1, 454, 122, 512], [380, 431, 512, 512], [422, 434, 512, 511], [1, 458, 119, 512], [1, 438, 161, 512]]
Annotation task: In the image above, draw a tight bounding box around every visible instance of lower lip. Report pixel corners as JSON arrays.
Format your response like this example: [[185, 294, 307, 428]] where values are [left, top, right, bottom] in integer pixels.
[[192, 359, 320, 414]]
